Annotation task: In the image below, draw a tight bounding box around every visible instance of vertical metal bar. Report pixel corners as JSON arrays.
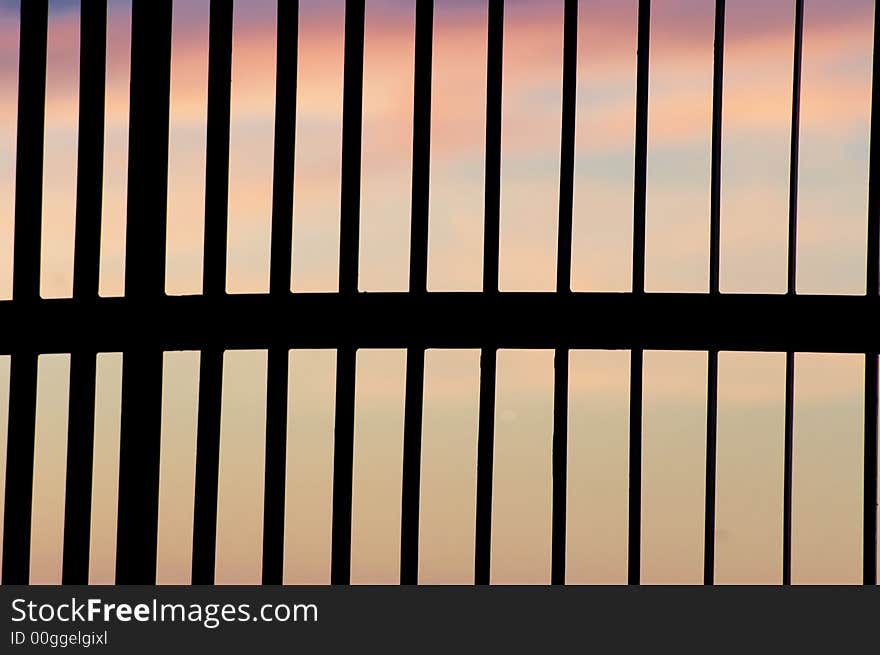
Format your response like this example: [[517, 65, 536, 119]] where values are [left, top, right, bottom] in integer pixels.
[[474, 0, 504, 586], [707, 0, 725, 299], [268, 0, 298, 301], [631, 0, 650, 298], [331, 0, 365, 585], [3, 355, 38, 585], [115, 0, 173, 584], [331, 345, 357, 585], [863, 0, 880, 587], [63, 353, 97, 579], [782, 350, 795, 584], [191, 0, 233, 586], [1, 0, 48, 585], [337, 0, 365, 298], [551, 348, 569, 585], [628, 0, 651, 586], [71, 1, 107, 303], [120, 1, 173, 301], [870, 0, 880, 302], [400, 0, 433, 586], [262, 348, 288, 583], [475, 348, 497, 585], [555, 0, 577, 298], [200, 0, 233, 302], [704, 351, 718, 585], [406, 0, 433, 300], [782, 0, 804, 586], [481, 0, 503, 296], [627, 350, 643, 585], [703, 0, 725, 587], [10, 2, 47, 304], [262, 0, 299, 585], [192, 352, 223, 584], [788, 0, 804, 298], [551, 0, 577, 587], [62, 0, 108, 584], [116, 352, 165, 584], [400, 350, 425, 584]]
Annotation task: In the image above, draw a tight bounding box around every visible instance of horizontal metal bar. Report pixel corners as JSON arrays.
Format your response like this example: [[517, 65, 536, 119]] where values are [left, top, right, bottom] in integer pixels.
[[1, 292, 876, 354]]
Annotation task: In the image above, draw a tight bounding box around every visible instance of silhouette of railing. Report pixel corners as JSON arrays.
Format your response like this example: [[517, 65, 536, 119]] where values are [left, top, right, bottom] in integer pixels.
[[1, 0, 878, 585]]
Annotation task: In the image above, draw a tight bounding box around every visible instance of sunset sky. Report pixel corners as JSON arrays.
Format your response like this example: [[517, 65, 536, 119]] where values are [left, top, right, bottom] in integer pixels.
[[0, 0, 877, 585]]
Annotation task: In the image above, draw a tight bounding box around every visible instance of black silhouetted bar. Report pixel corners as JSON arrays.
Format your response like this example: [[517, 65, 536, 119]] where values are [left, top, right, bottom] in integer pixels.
[[331, 344, 356, 585], [475, 0, 504, 586], [267, 0, 299, 302], [703, 0, 725, 586], [2, 293, 880, 356], [631, 0, 650, 299], [3, 356, 39, 585], [62, 0, 108, 585], [192, 350, 223, 584], [475, 347, 497, 586], [628, 0, 651, 586], [551, 0, 578, 586], [406, 0, 433, 301], [337, 0, 365, 298], [10, 4, 46, 303], [70, 1, 106, 303], [400, 0, 433, 586], [787, 0, 804, 297], [115, 0, 173, 584], [627, 350, 643, 586], [331, 0, 365, 585], [2, 0, 48, 585], [782, 349, 795, 584], [200, 0, 233, 302], [782, 0, 804, 587], [704, 350, 718, 584], [400, 347, 425, 583], [864, 0, 880, 586], [262, 348, 288, 583], [551, 347, 569, 585], [263, 0, 299, 585], [191, 0, 234, 586]]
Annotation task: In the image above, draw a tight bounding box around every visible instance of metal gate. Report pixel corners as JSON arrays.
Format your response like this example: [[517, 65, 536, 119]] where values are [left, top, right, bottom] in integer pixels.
[[1, 0, 878, 585]]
